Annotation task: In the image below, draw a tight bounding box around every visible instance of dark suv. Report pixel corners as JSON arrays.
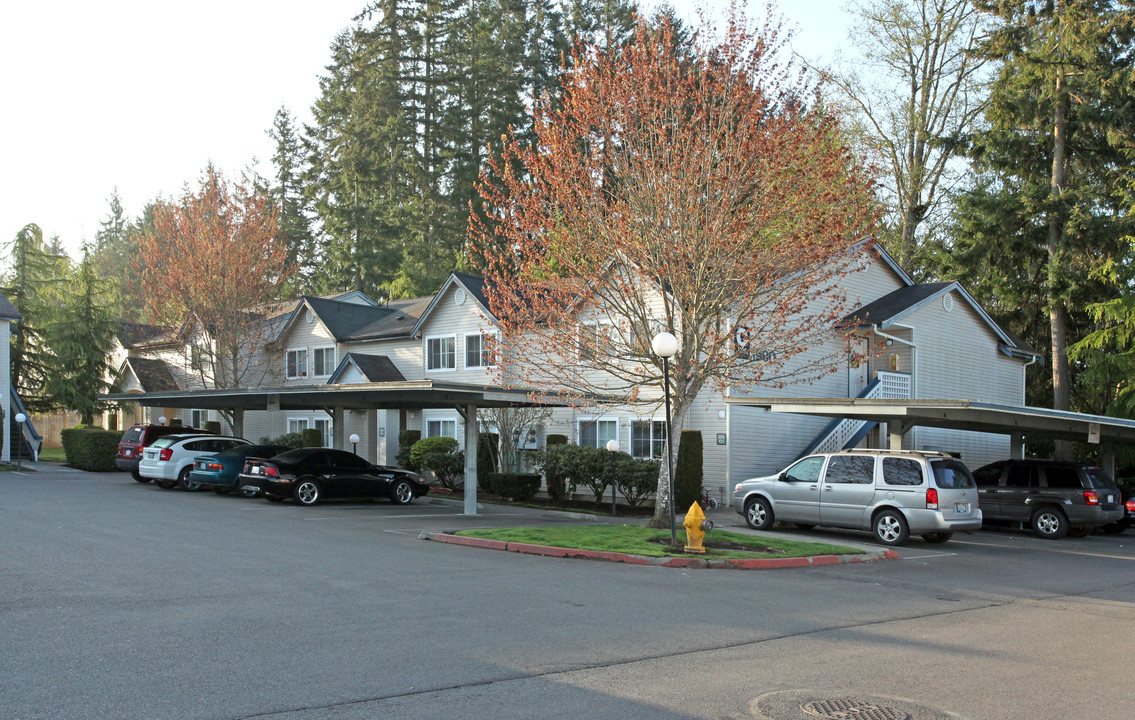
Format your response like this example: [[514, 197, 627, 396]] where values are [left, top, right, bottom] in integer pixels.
[[972, 459, 1124, 539], [116, 423, 208, 482]]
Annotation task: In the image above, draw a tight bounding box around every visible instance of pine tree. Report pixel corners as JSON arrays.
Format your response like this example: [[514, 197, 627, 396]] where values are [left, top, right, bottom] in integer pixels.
[[1, 224, 63, 412], [43, 244, 119, 425], [268, 106, 316, 292]]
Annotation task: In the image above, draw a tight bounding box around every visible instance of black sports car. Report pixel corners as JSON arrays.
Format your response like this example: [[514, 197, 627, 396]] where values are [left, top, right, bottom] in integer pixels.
[[238, 447, 430, 506]]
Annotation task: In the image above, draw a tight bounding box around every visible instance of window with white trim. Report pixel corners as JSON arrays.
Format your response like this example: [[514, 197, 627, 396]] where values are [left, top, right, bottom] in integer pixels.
[[190, 409, 210, 429], [427, 419, 457, 439], [464, 332, 496, 369], [286, 349, 308, 379], [578, 321, 613, 360], [631, 420, 666, 459], [426, 335, 456, 371], [314, 418, 331, 447], [287, 418, 309, 434], [312, 347, 336, 377], [579, 419, 618, 449]]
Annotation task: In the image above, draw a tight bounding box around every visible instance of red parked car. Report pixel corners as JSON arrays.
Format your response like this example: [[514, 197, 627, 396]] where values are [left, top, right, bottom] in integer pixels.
[[116, 423, 208, 482]]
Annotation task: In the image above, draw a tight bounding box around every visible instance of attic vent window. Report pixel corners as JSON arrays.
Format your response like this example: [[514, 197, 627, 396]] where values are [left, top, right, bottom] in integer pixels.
[[454, 288, 467, 306], [305, 310, 315, 323], [942, 294, 954, 313]]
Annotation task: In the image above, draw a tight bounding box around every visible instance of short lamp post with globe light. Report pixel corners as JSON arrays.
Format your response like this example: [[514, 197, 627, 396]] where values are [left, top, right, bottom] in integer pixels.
[[14, 412, 27, 471], [651, 331, 679, 547], [350, 433, 360, 456], [606, 438, 620, 516]]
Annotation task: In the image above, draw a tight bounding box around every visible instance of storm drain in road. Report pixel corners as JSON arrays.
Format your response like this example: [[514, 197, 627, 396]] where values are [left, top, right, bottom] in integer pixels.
[[750, 690, 963, 720]]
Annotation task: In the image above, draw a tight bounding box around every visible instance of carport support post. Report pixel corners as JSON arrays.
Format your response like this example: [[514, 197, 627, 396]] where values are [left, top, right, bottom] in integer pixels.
[[1101, 442, 1116, 479], [463, 403, 479, 515], [332, 407, 345, 449], [888, 421, 910, 451], [231, 409, 244, 439]]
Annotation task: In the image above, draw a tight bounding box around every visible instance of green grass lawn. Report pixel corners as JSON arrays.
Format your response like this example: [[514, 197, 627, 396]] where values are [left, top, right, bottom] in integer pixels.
[[36, 447, 67, 462], [455, 524, 862, 559]]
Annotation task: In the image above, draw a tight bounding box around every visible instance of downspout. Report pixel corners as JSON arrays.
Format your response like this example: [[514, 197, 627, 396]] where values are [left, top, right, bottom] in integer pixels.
[[1015, 354, 1039, 458], [872, 324, 917, 448]]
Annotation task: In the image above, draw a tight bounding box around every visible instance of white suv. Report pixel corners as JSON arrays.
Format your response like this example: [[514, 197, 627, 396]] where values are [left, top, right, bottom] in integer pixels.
[[732, 449, 982, 546], [139, 435, 250, 490]]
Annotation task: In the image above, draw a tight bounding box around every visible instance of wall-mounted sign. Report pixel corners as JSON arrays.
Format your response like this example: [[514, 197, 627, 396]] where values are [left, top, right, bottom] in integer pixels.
[[1088, 422, 1100, 444], [716, 433, 727, 446]]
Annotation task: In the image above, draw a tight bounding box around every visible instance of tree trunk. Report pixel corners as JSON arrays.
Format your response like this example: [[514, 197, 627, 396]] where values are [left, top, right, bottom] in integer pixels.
[[1049, 59, 1072, 460], [648, 405, 686, 530]]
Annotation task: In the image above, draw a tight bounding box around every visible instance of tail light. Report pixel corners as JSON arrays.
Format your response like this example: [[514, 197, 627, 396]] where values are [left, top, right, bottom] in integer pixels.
[[926, 487, 939, 510], [263, 465, 280, 478], [1125, 498, 1135, 512], [159, 448, 173, 461], [206, 462, 224, 471], [1083, 490, 1099, 506]]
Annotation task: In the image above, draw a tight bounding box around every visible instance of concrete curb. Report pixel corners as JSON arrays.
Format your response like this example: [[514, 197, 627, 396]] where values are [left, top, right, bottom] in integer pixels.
[[421, 531, 900, 569]]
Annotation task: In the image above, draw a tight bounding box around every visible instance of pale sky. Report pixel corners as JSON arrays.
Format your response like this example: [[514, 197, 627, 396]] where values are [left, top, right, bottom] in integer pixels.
[[0, 0, 851, 262]]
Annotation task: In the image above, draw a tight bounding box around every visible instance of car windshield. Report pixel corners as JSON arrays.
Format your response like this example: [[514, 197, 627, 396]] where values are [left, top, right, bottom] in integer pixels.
[[151, 437, 179, 449], [931, 460, 975, 489], [1084, 467, 1118, 490], [122, 428, 144, 443]]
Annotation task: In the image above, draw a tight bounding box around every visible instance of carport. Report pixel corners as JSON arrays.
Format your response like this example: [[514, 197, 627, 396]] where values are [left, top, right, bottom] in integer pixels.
[[105, 380, 575, 515], [722, 397, 1135, 476]]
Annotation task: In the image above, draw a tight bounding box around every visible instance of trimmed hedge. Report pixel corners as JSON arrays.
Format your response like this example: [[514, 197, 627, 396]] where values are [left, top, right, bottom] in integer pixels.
[[410, 436, 459, 468], [486, 472, 541, 500], [301, 428, 322, 447], [674, 430, 704, 513], [477, 433, 499, 478], [545, 434, 568, 446], [396, 430, 422, 470], [204, 421, 221, 434], [60, 427, 122, 471]]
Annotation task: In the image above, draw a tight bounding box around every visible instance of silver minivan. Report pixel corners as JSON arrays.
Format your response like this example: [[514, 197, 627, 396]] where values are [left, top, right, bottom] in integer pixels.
[[732, 450, 982, 546]]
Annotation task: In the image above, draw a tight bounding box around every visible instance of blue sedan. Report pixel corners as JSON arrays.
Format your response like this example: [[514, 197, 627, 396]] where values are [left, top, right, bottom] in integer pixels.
[[189, 444, 290, 496]]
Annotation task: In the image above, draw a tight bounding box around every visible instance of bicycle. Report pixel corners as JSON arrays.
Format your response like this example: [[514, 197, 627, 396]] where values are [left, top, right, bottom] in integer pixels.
[[701, 487, 719, 510]]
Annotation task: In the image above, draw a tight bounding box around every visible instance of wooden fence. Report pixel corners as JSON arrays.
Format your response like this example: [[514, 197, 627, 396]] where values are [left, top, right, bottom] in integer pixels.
[[28, 411, 82, 448]]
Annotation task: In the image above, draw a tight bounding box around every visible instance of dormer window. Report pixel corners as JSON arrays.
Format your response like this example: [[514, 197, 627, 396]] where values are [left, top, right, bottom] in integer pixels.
[[464, 333, 496, 369], [426, 335, 456, 371], [312, 347, 336, 377]]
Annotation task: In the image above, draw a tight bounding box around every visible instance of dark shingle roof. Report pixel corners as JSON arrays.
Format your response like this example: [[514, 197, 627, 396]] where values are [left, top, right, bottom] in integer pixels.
[[338, 354, 407, 383], [0, 293, 22, 321], [841, 282, 953, 328], [118, 321, 177, 348], [123, 357, 181, 392], [345, 296, 433, 341]]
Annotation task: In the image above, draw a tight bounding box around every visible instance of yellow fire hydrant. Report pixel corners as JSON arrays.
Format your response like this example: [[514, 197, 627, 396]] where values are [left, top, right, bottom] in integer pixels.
[[683, 501, 714, 554]]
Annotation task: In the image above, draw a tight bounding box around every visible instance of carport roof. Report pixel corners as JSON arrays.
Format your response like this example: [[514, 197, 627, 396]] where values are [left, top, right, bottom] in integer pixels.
[[104, 380, 582, 411], [722, 397, 1135, 445]]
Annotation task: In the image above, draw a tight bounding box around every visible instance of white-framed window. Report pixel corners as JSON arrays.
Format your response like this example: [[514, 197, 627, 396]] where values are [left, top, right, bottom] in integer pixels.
[[190, 409, 210, 429], [464, 332, 496, 369], [314, 418, 331, 447], [287, 418, 309, 434], [578, 321, 613, 361], [631, 419, 666, 459], [312, 346, 336, 377], [579, 418, 618, 449], [427, 418, 457, 439], [286, 348, 308, 379], [426, 335, 456, 371]]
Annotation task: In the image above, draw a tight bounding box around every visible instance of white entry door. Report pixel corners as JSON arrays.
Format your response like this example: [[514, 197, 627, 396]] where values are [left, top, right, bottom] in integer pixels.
[[849, 336, 869, 397]]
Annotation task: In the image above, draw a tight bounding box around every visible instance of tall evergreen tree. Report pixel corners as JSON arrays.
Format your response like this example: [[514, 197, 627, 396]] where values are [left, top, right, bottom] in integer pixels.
[[268, 106, 317, 292], [937, 1, 1135, 425], [43, 244, 119, 425], [1, 224, 62, 412]]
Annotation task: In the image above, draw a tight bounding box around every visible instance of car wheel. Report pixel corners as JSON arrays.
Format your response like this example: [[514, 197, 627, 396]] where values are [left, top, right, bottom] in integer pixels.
[[390, 479, 415, 505], [1066, 526, 1092, 538], [1031, 507, 1068, 539], [921, 532, 953, 544], [744, 497, 774, 530], [131, 470, 150, 484], [154, 478, 176, 489], [873, 509, 910, 546], [177, 467, 201, 491], [294, 480, 320, 506]]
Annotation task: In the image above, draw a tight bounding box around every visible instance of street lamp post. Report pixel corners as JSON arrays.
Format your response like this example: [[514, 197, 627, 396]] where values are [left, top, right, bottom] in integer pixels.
[[606, 439, 620, 516], [158, 415, 167, 426], [651, 331, 679, 547], [349, 433, 360, 456], [14, 412, 27, 471]]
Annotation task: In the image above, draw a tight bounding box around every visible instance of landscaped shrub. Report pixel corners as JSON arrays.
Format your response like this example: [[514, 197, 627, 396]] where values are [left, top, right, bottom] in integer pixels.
[[301, 428, 322, 447], [673, 430, 703, 513], [533, 443, 571, 501], [60, 427, 121, 471], [204, 421, 221, 434], [169, 418, 182, 427], [615, 455, 659, 509], [477, 433, 499, 479], [410, 436, 459, 468], [422, 448, 465, 490], [487, 472, 541, 500], [541, 443, 611, 504], [258, 432, 307, 449], [545, 434, 568, 446], [396, 430, 422, 470]]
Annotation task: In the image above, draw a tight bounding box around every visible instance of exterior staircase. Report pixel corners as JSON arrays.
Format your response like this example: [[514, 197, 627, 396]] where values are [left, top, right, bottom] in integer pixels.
[[8, 384, 41, 462], [795, 371, 911, 459]]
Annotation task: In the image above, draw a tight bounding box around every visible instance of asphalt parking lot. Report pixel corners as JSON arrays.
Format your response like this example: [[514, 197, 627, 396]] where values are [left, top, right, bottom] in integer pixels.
[[4, 465, 1135, 720]]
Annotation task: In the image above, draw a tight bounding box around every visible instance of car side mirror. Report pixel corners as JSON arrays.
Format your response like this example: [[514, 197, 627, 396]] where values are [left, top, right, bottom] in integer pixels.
[[778, 472, 788, 482]]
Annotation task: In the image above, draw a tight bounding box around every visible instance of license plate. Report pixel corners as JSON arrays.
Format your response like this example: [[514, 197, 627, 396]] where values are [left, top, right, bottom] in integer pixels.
[[252, 466, 262, 474], [1107, 495, 1114, 503], [955, 502, 970, 514]]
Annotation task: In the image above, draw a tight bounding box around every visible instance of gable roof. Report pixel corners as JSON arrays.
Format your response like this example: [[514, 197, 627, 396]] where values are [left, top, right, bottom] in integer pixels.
[[842, 281, 1041, 361], [343, 296, 433, 342], [0, 293, 20, 321], [410, 272, 497, 337], [118, 321, 178, 349], [120, 357, 181, 392], [327, 353, 407, 384]]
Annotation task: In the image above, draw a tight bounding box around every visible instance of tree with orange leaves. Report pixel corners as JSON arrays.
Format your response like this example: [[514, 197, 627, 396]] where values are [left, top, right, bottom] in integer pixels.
[[133, 165, 294, 424], [470, 8, 880, 528]]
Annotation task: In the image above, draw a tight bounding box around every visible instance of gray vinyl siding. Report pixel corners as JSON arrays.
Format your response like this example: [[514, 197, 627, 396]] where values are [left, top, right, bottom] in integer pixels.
[[280, 315, 337, 382], [418, 284, 499, 383]]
